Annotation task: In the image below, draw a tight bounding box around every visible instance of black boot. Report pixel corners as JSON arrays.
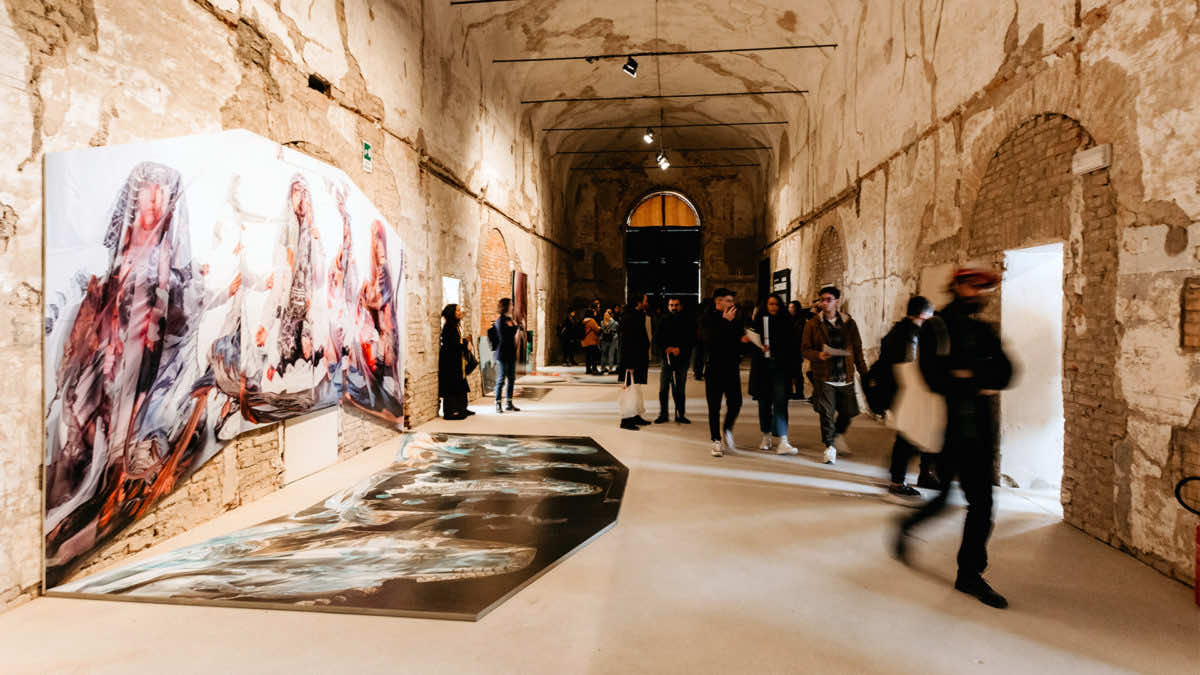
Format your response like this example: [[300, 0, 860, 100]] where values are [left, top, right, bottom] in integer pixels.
[[505, 401, 520, 412], [496, 401, 504, 414], [954, 574, 1008, 609], [619, 417, 641, 430]]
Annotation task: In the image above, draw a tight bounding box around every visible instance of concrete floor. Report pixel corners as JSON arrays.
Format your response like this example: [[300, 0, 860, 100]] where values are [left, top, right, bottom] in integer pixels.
[[2, 371, 1196, 674]]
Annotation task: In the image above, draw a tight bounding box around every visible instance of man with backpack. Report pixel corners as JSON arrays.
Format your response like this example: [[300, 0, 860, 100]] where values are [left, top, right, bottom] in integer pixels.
[[894, 268, 1014, 609], [491, 298, 521, 414]]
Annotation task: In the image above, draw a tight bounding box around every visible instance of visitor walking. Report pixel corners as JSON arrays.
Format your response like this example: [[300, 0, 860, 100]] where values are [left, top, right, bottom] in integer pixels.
[[492, 298, 521, 413], [894, 268, 1014, 609], [879, 295, 938, 504], [653, 297, 693, 424], [801, 286, 869, 464], [750, 294, 798, 454], [701, 288, 746, 457], [787, 300, 813, 399], [599, 308, 620, 375], [618, 293, 652, 430]]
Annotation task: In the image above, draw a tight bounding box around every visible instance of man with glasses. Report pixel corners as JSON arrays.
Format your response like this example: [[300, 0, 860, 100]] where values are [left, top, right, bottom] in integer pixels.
[[801, 286, 869, 465]]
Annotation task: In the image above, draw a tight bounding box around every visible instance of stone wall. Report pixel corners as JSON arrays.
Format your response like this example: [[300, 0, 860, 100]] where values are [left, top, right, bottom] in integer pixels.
[[0, 0, 565, 611], [765, 1, 1200, 586]]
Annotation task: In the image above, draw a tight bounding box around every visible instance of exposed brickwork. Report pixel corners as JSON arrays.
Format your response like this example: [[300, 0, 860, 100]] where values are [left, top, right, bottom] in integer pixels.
[[339, 405, 404, 459], [1183, 277, 1200, 350], [813, 225, 847, 293], [478, 228, 511, 340]]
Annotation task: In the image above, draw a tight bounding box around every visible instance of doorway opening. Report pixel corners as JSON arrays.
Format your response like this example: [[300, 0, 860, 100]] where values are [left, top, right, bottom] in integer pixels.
[[624, 191, 701, 307], [1000, 242, 1065, 493]]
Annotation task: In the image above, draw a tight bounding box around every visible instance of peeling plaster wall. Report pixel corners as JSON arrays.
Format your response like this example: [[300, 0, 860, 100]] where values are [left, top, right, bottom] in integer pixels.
[[766, 1, 1200, 586], [0, 0, 564, 610], [563, 167, 764, 316]]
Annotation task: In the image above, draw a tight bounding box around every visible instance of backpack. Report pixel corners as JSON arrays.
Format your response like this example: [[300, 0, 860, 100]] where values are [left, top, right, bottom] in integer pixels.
[[487, 324, 500, 352], [863, 356, 897, 416]]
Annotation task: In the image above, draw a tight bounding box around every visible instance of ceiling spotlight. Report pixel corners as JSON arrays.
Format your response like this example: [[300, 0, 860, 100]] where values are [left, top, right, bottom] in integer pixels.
[[622, 56, 638, 78], [643, 128, 655, 144], [656, 152, 670, 170]]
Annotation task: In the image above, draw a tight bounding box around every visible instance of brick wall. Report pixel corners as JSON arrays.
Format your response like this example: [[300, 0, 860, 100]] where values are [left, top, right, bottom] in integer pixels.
[[479, 228, 511, 337], [1184, 277, 1200, 350], [812, 225, 847, 295]]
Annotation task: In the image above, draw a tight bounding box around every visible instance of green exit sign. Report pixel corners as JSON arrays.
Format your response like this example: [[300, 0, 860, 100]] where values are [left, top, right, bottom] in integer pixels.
[[362, 141, 373, 173]]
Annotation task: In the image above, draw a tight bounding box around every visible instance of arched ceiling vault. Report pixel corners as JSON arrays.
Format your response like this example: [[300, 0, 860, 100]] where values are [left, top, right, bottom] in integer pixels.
[[453, 0, 841, 186]]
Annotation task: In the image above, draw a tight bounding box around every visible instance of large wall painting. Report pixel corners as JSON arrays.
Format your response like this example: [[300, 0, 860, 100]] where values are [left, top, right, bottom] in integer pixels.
[[53, 433, 629, 620], [43, 130, 406, 587]]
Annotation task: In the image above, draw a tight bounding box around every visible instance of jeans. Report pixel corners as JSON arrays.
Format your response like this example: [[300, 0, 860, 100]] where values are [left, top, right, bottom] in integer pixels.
[[705, 368, 742, 441], [601, 340, 619, 370], [495, 358, 516, 402], [658, 355, 688, 417], [756, 368, 789, 436], [811, 380, 858, 446]]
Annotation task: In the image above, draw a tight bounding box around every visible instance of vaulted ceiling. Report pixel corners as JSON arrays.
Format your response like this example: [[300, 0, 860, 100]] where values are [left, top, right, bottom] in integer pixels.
[[454, 0, 845, 179]]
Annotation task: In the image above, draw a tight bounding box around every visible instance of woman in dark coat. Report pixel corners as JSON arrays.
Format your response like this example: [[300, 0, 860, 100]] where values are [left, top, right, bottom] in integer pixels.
[[438, 304, 472, 419], [749, 293, 798, 454]]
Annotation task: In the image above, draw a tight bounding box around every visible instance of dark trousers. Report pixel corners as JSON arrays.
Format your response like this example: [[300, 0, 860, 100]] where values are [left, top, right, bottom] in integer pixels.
[[495, 358, 516, 401], [756, 368, 789, 436], [790, 371, 807, 399], [584, 345, 600, 374], [811, 380, 858, 446], [561, 339, 576, 364], [441, 392, 467, 418], [900, 398, 997, 577], [889, 434, 936, 485], [658, 356, 688, 417], [705, 368, 742, 441], [693, 342, 706, 379]]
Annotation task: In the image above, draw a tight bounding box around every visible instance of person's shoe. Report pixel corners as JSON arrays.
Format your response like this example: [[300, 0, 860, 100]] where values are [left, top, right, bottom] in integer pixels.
[[775, 437, 798, 455], [954, 574, 1009, 609], [464, 409, 476, 416], [833, 433, 853, 456], [710, 440, 724, 457], [496, 402, 504, 414], [675, 415, 691, 424], [823, 445, 837, 464], [444, 412, 467, 420], [505, 401, 520, 412], [654, 414, 670, 424], [620, 418, 641, 431], [884, 483, 924, 507], [632, 416, 652, 426], [722, 428, 736, 452], [759, 434, 774, 451], [917, 471, 942, 490]]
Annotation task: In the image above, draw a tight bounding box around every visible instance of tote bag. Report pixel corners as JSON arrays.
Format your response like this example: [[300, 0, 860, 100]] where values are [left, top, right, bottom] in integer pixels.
[[618, 369, 641, 419], [887, 361, 946, 453]]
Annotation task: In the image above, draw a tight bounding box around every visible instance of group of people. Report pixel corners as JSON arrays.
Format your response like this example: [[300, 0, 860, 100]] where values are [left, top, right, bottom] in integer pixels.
[[436, 268, 1014, 609]]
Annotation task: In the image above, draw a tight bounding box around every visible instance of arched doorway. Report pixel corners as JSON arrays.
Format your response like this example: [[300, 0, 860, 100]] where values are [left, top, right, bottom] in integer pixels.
[[624, 191, 701, 306], [478, 228, 510, 393]]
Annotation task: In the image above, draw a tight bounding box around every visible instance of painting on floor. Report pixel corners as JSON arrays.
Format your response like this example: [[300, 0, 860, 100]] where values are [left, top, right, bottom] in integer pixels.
[[52, 433, 629, 620], [43, 130, 406, 587]]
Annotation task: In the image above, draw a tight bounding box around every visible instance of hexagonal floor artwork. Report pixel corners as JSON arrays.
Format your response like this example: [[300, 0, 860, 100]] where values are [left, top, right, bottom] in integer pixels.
[[52, 433, 628, 620]]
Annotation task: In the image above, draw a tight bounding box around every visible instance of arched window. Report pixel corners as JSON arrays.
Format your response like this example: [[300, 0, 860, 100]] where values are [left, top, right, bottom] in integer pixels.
[[624, 191, 702, 306]]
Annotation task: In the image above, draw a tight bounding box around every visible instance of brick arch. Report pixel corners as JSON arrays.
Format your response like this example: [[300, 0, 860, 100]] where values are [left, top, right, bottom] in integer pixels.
[[965, 112, 1126, 541], [812, 224, 847, 295], [477, 227, 511, 335]]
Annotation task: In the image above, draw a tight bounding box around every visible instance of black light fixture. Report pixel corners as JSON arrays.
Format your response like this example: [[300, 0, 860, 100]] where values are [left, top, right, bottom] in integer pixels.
[[656, 151, 670, 171], [622, 56, 638, 78], [643, 127, 655, 144]]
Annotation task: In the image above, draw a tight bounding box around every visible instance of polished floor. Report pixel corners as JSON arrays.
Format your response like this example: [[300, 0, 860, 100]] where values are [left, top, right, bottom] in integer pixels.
[[1, 369, 1196, 674]]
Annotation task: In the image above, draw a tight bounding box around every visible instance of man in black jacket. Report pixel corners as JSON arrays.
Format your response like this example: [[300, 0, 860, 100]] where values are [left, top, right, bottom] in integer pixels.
[[701, 288, 746, 456], [618, 293, 652, 430], [879, 295, 936, 505], [654, 298, 694, 424], [895, 268, 1014, 609]]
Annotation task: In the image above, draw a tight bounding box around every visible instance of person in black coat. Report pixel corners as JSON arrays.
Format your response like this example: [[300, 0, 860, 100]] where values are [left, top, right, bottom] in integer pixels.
[[750, 294, 798, 454], [653, 297, 694, 424], [895, 268, 1014, 609], [618, 293, 651, 430], [492, 298, 521, 413], [438, 304, 472, 419], [787, 300, 813, 399], [701, 288, 747, 456], [879, 295, 937, 504]]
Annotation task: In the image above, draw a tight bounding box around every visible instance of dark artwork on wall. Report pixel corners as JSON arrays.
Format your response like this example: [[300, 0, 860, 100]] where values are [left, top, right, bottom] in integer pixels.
[[52, 433, 629, 620], [43, 131, 406, 587], [514, 271, 530, 371]]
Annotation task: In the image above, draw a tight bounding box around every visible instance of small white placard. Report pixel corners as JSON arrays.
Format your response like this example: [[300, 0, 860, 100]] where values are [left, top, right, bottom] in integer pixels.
[[1071, 144, 1111, 175]]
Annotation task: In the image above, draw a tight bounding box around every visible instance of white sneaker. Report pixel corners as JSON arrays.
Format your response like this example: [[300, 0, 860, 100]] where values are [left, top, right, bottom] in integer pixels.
[[759, 434, 774, 451], [711, 440, 724, 457], [775, 437, 798, 455], [723, 428, 736, 452], [823, 445, 837, 464]]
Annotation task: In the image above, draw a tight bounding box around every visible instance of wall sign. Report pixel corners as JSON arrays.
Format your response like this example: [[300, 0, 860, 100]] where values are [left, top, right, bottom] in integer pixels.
[[771, 268, 791, 301]]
